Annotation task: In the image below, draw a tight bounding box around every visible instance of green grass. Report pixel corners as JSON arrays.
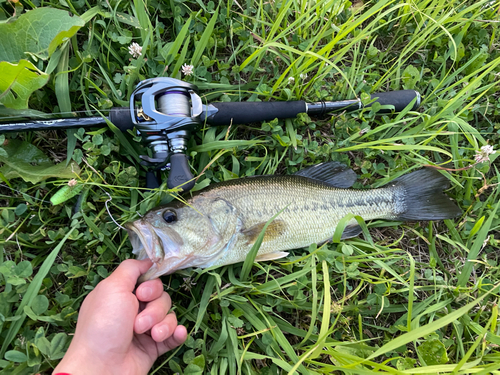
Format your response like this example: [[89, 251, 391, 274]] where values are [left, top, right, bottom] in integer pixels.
[[1, 0, 500, 374]]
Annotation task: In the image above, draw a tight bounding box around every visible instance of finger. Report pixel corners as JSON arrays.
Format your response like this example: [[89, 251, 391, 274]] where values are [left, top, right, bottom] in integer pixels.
[[106, 259, 153, 292], [157, 325, 188, 356], [134, 292, 172, 334], [136, 278, 164, 302], [151, 312, 179, 342]]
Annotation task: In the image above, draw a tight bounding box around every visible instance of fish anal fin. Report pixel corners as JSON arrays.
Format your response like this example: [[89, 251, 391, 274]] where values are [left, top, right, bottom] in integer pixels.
[[341, 224, 363, 240], [294, 161, 357, 188], [255, 251, 289, 262], [241, 220, 287, 244]]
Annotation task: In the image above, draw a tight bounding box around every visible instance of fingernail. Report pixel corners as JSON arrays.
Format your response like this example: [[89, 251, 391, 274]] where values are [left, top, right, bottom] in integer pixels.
[[137, 315, 152, 333], [141, 286, 153, 299]]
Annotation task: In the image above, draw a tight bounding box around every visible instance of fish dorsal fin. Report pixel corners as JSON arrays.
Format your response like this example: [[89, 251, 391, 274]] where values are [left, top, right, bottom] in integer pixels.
[[241, 220, 287, 244], [294, 162, 357, 188]]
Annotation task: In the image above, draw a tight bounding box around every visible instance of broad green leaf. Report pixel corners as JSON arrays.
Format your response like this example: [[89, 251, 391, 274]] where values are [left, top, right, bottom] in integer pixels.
[[184, 363, 203, 375], [4, 350, 27, 363], [0, 60, 49, 109], [31, 295, 49, 316], [14, 261, 32, 278], [0, 139, 80, 184], [49, 333, 67, 359], [14, 203, 27, 216], [417, 338, 448, 365], [397, 357, 416, 370], [23, 305, 40, 321], [0, 261, 15, 277], [34, 328, 51, 356], [402, 65, 420, 90], [0, 8, 85, 62]]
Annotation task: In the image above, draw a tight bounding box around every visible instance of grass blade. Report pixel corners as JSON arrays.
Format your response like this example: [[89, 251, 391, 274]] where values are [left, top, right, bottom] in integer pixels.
[[367, 282, 500, 361], [190, 7, 219, 67], [0, 228, 75, 357], [457, 193, 500, 287], [194, 274, 216, 332], [239, 205, 287, 282], [311, 261, 331, 358]]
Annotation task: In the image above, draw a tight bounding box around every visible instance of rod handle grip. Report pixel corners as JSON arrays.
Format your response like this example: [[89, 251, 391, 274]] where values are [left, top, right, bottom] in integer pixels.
[[365, 90, 420, 112], [207, 100, 307, 126]]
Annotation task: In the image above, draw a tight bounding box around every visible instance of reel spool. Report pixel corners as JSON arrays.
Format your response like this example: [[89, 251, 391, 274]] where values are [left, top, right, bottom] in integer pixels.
[[129, 78, 203, 191]]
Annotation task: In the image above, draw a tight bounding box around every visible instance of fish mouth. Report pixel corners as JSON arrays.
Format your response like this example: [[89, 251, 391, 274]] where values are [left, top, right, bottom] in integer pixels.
[[125, 221, 163, 263], [126, 221, 185, 263], [125, 221, 186, 281]]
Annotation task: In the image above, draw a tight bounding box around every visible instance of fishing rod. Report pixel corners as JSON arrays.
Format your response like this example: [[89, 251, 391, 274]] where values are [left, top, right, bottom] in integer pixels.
[[0, 77, 421, 191]]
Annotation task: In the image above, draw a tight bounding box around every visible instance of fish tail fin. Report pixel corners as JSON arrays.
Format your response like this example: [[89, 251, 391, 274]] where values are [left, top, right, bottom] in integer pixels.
[[389, 169, 462, 221]]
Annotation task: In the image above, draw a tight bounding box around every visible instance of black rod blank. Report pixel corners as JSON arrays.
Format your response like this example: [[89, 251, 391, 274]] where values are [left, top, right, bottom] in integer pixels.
[[0, 90, 420, 133]]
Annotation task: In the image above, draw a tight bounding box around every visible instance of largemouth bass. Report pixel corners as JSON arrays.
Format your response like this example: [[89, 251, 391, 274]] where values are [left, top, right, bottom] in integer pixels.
[[126, 162, 461, 281]]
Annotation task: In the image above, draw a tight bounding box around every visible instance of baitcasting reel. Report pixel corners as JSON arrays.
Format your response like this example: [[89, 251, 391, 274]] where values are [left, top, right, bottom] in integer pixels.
[[0, 77, 421, 192], [129, 78, 203, 191]]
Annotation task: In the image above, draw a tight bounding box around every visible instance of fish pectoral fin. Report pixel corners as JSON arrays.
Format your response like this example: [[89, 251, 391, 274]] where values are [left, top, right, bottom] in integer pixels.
[[241, 220, 287, 244], [341, 224, 363, 240], [294, 161, 357, 188], [255, 251, 289, 262]]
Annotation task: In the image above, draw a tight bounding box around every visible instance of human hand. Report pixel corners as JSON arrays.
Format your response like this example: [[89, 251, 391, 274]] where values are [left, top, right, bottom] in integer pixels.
[[54, 259, 188, 375]]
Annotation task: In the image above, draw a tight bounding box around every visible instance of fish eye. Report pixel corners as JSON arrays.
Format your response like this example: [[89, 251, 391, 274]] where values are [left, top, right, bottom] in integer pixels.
[[162, 209, 177, 224]]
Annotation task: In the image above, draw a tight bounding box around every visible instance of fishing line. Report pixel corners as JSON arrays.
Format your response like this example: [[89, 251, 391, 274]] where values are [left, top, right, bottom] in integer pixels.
[[102, 189, 126, 230], [0, 109, 112, 121], [0, 184, 52, 204]]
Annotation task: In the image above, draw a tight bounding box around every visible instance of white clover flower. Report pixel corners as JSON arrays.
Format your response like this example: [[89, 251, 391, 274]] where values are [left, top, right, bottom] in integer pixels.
[[128, 42, 142, 58], [288, 77, 295, 85], [182, 277, 196, 291], [475, 144, 495, 163], [300, 73, 308, 80], [181, 64, 194, 76]]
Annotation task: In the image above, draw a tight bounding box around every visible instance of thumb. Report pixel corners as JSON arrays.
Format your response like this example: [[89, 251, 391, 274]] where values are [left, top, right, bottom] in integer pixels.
[[106, 259, 154, 292]]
